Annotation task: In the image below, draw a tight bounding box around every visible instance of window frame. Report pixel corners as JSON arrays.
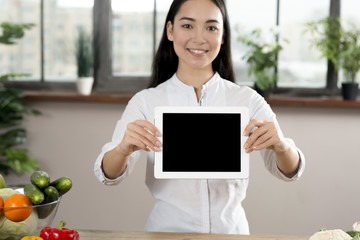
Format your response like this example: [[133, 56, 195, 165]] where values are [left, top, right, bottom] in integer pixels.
[[3, 0, 76, 91], [3, 0, 343, 97], [270, 0, 340, 97], [93, 0, 156, 93], [93, 0, 343, 96]]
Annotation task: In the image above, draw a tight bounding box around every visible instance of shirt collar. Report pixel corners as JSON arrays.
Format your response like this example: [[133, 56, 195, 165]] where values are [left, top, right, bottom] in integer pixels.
[[170, 72, 221, 91]]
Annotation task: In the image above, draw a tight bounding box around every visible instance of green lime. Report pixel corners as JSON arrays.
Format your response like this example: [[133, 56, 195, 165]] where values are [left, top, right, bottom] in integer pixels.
[[0, 174, 5, 188]]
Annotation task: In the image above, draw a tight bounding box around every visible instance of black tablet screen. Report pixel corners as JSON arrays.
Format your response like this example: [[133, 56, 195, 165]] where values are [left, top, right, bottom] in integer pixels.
[[162, 113, 241, 172]]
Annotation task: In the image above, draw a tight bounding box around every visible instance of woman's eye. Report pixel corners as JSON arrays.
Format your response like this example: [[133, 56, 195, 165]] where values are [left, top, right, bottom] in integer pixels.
[[207, 26, 218, 31], [182, 24, 192, 29]]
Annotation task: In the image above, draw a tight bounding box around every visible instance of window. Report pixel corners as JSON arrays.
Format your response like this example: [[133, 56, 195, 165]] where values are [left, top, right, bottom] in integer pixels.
[[227, 0, 277, 87], [94, 0, 172, 93], [0, 0, 40, 82], [277, 0, 329, 89], [0, 0, 93, 89], [2, 0, 353, 96], [112, 0, 154, 77], [96, 0, 345, 95], [43, 0, 93, 82], [340, 0, 360, 84]]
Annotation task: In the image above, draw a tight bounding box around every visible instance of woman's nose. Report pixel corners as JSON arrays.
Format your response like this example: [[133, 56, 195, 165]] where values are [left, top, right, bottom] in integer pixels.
[[192, 28, 206, 44]]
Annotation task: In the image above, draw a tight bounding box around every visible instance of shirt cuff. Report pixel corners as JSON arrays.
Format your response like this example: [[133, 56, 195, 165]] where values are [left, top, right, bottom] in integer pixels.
[[100, 164, 128, 186], [277, 150, 305, 182]]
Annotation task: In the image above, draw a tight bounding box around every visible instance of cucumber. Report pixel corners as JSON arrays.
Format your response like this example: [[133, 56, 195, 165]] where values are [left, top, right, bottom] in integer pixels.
[[30, 170, 50, 189], [50, 177, 72, 196], [44, 186, 60, 203], [37, 186, 60, 219], [24, 183, 45, 204]]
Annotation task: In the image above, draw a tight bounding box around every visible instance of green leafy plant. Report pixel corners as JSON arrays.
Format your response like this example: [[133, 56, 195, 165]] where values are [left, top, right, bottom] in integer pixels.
[[306, 17, 342, 69], [238, 28, 286, 91], [339, 29, 360, 83], [347, 231, 360, 240], [75, 29, 93, 78], [0, 22, 41, 175], [306, 17, 360, 83]]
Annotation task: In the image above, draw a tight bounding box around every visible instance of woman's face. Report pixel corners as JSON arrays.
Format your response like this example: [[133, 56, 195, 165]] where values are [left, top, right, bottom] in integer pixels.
[[167, 0, 224, 73]]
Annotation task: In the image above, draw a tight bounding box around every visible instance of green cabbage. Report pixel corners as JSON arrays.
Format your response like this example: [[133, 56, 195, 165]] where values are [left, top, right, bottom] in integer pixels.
[[0, 188, 39, 240], [0, 188, 18, 201]]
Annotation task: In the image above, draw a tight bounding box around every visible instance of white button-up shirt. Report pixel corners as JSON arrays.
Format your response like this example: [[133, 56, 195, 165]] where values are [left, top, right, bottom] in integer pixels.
[[94, 72, 305, 234]]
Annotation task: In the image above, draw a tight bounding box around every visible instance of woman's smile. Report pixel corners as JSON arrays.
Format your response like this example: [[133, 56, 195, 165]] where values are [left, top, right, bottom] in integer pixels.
[[187, 48, 208, 56]]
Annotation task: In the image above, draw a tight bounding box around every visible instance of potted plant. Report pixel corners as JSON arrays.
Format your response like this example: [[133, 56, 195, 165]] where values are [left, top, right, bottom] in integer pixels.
[[339, 29, 360, 100], [238, 28, 286, 98], [0, 22, 41, 176], [75, 28, 94, 95], [306, 17, 359, 100]]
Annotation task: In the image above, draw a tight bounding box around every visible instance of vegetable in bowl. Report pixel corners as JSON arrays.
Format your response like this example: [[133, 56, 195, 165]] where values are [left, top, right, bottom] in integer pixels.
[[0, 187, 61, 240]]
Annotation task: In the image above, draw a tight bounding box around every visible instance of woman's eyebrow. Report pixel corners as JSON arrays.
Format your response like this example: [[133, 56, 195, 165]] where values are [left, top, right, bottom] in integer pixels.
[[178, 17, 220, 24]]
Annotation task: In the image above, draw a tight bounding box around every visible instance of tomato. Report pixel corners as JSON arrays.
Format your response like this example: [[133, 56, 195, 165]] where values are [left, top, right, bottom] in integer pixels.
[[4, 193, 33, 222], [0, 195, 4, 214]]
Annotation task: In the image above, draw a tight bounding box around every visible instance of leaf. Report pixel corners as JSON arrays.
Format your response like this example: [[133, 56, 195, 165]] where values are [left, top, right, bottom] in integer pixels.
[[0, 73, 31, 81], [3, 148, 40, 174], [0, 83, 41, 130], [76, 28, 94, 77], [347, 231, 360, 238], [0, 161, 11, 175], [0, 22, 35, 45], [0, 128, 27, 150], [305, 17, 342, 69]]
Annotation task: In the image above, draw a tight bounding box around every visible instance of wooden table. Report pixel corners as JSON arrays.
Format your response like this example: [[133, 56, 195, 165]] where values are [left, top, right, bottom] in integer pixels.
[[77, 230, 308, 240]]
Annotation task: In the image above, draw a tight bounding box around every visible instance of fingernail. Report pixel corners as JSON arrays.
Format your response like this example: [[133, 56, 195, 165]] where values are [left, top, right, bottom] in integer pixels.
[[243, 130, 248, 136], [156, 131, 161, 137], [154, 146, 160, 152], [156, 141, 162, 147], [244, 143, 248, 149]]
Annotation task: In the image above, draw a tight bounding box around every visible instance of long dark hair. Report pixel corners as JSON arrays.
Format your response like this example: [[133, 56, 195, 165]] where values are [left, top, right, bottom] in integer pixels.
[[148, 0, 235, 88]]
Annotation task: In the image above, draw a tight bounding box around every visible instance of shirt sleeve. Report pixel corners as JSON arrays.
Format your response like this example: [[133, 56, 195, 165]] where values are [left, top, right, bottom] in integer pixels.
[[94, 93, 146, 185], [249, 94, 305, 182], [260, 138, 305, 182]]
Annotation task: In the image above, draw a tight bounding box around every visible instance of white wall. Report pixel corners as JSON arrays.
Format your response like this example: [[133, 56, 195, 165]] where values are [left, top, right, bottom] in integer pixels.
[[5, 101, 360, 236]]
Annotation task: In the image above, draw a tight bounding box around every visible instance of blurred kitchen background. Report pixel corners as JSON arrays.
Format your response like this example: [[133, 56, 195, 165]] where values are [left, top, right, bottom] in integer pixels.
[[1, 0, 360, 236]]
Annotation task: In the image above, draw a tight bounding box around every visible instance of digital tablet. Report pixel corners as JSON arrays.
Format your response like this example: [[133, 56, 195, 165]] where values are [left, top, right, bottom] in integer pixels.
[[154, 106, 249, 179]]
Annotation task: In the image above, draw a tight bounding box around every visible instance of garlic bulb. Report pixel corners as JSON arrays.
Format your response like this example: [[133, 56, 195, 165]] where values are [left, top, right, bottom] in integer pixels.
[[309, 229, 352, 240]]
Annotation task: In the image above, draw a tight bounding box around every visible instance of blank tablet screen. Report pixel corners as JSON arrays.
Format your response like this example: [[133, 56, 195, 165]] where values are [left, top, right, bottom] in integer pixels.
[[162, 113, 241, 172], [154, 106, 249, 179]]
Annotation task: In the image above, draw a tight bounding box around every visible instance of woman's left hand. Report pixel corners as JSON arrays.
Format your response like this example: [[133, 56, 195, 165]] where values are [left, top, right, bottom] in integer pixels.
[[243, 119, 288, 154]]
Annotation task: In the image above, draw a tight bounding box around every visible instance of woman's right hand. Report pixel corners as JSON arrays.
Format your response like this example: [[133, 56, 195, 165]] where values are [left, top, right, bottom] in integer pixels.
[[118, 120, 162, 156]]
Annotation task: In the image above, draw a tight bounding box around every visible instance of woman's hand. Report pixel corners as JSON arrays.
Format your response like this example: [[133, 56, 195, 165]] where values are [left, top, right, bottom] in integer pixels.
[[243, 119, 288, 154], [118, 120, 162, 156], [243, 119, 300, 177]]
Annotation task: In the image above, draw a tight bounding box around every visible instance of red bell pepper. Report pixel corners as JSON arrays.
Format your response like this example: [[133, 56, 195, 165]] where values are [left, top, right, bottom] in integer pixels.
[[40, 221, 79, 240]]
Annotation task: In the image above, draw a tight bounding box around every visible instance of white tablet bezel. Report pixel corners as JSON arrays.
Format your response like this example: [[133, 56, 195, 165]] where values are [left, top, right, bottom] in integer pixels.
[[154, 106, 249, 179]]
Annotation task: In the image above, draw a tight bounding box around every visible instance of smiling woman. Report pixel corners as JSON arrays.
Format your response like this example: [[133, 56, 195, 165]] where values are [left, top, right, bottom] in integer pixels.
[[95, 0, 305, 235]]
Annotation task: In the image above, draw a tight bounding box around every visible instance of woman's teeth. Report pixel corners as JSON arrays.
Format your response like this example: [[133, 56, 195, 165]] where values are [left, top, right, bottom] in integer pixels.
[[189, 49, 206, 54]]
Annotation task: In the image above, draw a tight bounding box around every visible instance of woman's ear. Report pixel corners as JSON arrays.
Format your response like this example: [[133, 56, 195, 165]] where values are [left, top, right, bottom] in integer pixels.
[[167, 21, 174, 41]]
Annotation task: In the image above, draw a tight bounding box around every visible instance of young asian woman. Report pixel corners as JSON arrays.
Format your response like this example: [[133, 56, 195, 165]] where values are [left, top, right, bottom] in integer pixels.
[[94, 0, 305, 234]]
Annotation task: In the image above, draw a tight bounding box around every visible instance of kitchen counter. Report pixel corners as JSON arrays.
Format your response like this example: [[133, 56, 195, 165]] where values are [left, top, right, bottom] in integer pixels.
[[77, 230, 308, 240]]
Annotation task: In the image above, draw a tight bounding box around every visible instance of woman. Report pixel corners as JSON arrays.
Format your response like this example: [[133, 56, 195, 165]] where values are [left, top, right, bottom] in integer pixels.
[[94, 0, 305, 234]]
